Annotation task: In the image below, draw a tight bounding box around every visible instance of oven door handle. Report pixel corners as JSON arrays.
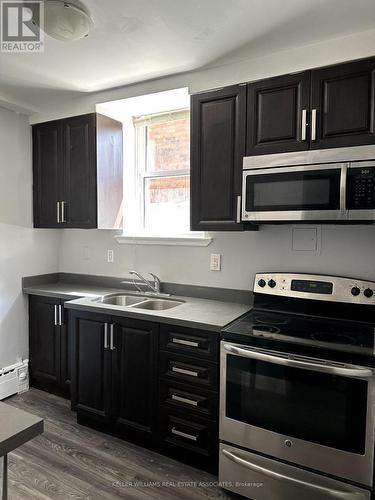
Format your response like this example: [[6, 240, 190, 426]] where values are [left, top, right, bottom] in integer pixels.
[[221, 448, 365, 499], [223, 344, 373, 379]]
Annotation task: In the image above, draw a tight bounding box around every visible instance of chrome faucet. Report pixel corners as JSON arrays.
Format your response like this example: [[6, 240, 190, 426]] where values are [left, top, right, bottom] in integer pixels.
[[125, 270, 166, 296]]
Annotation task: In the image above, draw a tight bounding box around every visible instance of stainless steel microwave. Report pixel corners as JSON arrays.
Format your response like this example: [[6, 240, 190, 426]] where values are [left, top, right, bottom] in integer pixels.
[[242, 146, 375, 222]]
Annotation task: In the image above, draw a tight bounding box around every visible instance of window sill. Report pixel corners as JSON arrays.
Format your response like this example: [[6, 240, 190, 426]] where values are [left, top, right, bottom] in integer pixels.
[[114, 234, 212, 247]]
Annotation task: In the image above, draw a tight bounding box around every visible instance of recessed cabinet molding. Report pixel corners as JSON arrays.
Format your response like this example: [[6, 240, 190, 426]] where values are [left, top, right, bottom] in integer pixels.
[[32, 113, 123, 229]]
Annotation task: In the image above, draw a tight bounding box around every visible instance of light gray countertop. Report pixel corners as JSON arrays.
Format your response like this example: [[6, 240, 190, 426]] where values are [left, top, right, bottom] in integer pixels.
[[0, 402, 43, 457], [23, 282, 251, 332]]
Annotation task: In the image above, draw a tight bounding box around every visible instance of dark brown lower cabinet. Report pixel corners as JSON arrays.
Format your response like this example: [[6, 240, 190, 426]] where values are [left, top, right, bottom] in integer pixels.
[[70, 311, 220, 471], [29, 295, 70, 398], [71, 311, 159, 443]]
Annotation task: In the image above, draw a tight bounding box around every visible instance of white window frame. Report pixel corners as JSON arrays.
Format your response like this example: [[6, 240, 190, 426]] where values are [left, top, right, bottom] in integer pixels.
[[136, 109, 191, 234], [116, 107, 211, 246]]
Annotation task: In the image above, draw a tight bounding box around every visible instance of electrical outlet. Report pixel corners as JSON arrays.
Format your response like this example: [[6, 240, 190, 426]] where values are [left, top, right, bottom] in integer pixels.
[[210, 253, 221, 271], [107, 249, 114, 263]]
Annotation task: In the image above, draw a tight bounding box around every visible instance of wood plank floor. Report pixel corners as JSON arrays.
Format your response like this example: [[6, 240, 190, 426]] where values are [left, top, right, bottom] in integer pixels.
[[4, 389, 234, 500]]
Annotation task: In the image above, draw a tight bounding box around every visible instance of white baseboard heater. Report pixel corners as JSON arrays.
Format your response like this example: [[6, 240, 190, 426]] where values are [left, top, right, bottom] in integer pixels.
[[0, 360, 29, 400]]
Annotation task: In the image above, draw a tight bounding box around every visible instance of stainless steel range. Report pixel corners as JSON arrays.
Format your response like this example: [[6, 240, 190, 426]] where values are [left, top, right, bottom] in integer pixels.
[[219, 273, 375, 500]]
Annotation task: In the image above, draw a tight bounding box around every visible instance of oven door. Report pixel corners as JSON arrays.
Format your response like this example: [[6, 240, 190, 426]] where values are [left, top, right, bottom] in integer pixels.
[[220, 342, 375, 486], [242, 163, 347, 221]]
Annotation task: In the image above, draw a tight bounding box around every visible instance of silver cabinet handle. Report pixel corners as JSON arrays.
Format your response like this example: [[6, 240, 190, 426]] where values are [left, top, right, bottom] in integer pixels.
[[171, 427, 198, 442], [172, 338, 199, 348], [58, 305, 63, 326], [171, 366, 199, 377], [54, 305, 58, 326], [171, 394, 199, 406], [56, 202, 61, 223], [301, 109, 307, 141], [223, 343, 373, 379], [236, 195, 241, 224], [110, 323, 115, 350], [61, 201, 66, 223], [311, 109, 317, 141], [221, 449, 361, 499], [104, 323, 109, 349]]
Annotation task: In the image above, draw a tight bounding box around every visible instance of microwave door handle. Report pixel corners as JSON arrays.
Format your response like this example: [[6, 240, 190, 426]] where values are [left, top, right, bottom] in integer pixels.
[[221, 449, 363, 500], [340, 165, 348, 213], [223, 344, 373, 379]]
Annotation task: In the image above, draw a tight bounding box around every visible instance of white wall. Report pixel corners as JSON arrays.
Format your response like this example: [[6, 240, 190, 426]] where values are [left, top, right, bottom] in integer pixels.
[[0, 108, 60, 368], [59, 226, 375, 290], [30, 27, 375, 124]]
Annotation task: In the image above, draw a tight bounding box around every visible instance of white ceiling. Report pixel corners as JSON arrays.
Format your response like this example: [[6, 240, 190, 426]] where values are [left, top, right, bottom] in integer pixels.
[[1, 0, 375, 108]]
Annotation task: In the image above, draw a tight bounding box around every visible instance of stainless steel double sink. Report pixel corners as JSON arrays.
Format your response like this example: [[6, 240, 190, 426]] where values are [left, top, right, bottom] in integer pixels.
[[93, 293, 184, 311]]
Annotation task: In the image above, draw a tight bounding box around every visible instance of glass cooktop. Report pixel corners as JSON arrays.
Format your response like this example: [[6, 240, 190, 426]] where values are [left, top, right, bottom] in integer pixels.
[[223, 309, 375, 358]]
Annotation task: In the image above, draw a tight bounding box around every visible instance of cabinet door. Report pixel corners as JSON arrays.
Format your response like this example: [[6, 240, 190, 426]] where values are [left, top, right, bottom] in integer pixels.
[[112, 318, 158, 440], [63, 114, 97, 228], [71, 311, 111, 420], [191, 86, 246, 231], [311, 58, 375, 149], [246, 71, 311, 156], [29, 296, 60, 391], [32, 120, 63, 228]]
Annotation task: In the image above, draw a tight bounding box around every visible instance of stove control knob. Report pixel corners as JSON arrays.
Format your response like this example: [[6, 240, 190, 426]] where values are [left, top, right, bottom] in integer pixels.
[[258, 279, 266, 288], [351, 286, 361, 296], [364, 288, 374, 298], [268, 279, 276, 288]]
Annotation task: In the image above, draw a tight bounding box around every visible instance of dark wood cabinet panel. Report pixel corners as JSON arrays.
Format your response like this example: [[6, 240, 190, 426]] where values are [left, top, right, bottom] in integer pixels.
[[63, 114, 97, 228], [29, 295, 70, 398], [246, 71, 311, 156], [32, 120, 63, 228], [60, 306, 71, 394], [160, 325, 218, 360], [112, 319, 158, 439], [191, 85, 246, 231], [71, 312, 111, 420], [32, 113, 122, 229], [311, 58, 375, 149]]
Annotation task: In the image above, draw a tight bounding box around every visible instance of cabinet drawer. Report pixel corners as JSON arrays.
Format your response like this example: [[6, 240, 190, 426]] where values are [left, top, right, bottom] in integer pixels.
[[159, 380, 218, 419], [159, 351, 218, 390], [160, 325, 218, 360], [159, 409, 218, 458]]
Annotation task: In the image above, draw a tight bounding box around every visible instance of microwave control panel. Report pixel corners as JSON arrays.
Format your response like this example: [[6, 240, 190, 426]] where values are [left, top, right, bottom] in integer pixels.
[[347, 166, 375, 210]]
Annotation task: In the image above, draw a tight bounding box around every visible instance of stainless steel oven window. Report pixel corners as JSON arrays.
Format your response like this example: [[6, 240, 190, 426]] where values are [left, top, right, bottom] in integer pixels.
[[220, 341, 375, 486]]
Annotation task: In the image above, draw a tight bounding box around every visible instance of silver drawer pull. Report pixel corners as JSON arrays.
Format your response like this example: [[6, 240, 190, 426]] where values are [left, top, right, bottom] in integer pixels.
[[172, 338, 199, 348], [171, 394, 198, 406], [172, 366, 199, 377], [171, 427, 198, 442]]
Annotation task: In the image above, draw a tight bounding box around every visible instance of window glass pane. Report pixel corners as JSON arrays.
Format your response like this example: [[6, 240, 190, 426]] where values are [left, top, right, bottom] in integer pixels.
[[144, 176, 190, 233], [146, 117, 190, 172]]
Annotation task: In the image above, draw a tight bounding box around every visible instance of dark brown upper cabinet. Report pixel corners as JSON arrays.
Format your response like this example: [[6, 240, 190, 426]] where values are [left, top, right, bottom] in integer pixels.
[[190, 85, 246, 231], [33, 113, 123, 229], [246, 71, 311, 156], [310, 58, 375, 149]]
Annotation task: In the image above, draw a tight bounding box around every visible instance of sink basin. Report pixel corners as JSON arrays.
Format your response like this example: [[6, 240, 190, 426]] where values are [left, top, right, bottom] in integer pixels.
[[96, 294, 144, 306], [133, 299, 183, 311], [94, 293, 183, 311]]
